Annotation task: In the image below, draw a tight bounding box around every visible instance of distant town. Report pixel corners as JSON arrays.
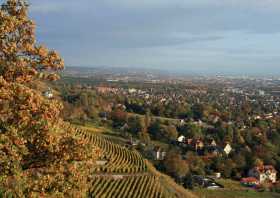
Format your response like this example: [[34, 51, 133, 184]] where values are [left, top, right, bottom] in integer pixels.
[[48, 66, 280, 196]]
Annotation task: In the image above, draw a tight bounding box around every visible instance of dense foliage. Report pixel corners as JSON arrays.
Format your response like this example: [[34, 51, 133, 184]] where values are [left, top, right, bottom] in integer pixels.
[[0, 1, 98, 197]]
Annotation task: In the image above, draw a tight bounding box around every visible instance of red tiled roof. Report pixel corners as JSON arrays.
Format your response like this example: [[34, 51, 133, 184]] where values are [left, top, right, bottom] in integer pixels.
[[241, 177, 259, 183], [254, 165, 277, 173]]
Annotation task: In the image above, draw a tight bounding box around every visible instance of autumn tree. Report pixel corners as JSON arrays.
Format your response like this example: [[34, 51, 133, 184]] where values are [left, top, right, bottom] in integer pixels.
[[164, 150, 189, 179], [185, 152, 205, 175], [111, 109, 128, 127], [162, 124, 178, 140], [0, 1, 64, 83], [0, 1, 98, 196]]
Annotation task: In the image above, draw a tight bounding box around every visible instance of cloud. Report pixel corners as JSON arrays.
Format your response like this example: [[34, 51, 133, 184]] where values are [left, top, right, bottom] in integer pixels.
[[27, 0, 280, 74], [100, 0, 280, 10], [30, 4, 64, 13], [29, 0, 86, 13]]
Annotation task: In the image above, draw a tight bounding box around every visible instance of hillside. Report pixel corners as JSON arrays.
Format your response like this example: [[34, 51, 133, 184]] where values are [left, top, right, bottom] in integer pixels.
[[64, 123, 197, 198]]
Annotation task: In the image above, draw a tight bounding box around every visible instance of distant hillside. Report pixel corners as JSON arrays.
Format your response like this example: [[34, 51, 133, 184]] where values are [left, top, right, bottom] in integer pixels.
[[62, 66, 172, 79]]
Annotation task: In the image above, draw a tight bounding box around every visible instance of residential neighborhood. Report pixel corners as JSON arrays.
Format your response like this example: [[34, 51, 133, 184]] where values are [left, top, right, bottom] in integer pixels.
[[55, 70, 280, 196]]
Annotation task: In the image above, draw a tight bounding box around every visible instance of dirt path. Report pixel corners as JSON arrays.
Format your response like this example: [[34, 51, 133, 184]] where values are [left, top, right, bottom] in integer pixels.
[[89, 172, 151, 181]]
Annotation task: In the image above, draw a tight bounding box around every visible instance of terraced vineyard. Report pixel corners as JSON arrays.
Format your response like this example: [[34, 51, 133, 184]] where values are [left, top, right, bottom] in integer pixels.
[[89, 175, 171, 198], [60, 122, 197, 198], [75, 127, 147, 173]]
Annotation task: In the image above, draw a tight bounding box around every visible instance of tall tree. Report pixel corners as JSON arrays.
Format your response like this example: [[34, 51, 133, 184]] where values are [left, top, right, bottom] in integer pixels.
[[0, 1, 98, 196], [0, 0, 64, 83]]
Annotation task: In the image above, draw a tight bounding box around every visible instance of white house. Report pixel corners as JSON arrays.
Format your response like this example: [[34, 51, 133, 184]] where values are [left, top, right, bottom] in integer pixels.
[[223, 143, 232, 155], [177, 135, 186, 143], [153, 148, 166, 161], [128, 88, 137, 94], [209, 139, 217, 147], [248, 165, 277, 184], [179, 119, 186, 126]]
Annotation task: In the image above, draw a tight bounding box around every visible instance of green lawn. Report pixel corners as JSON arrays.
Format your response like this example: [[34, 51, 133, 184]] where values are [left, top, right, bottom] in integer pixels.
[[127, 112, 180, 123], [194, 189, 280, 198], [194, 179, 280, 198], [73, 121, 113, 134]]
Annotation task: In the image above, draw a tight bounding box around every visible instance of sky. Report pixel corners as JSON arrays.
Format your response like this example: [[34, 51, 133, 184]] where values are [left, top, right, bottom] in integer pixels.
[[26, 0, 280, 75]]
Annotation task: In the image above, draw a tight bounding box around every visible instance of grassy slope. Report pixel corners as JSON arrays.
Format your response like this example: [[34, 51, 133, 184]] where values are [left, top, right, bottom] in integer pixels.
[[146, 160, 198, 198], [75, 123, 198, 198]]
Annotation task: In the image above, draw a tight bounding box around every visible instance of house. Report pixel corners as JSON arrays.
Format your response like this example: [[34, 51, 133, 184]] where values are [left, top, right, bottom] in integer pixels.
[[125, 136, 140, 146], [194, 139, 205, 155], [153, 147, 166, 160], [179, 119, 186, 126], [43, 88, 53, 99], [130, 139, 140, 146], [96, 86, 118, 94], [177, 135, 185, 143], [213, 116, 219, 124], [207, 146, 222, 156], [209, 139, 217, 147], [254, 115, 262, 120], [195, 139, 204, 151], [115, 103, 126, 110], [241, 177, 260, 187], [99, 112, 108, 121], [264, 113, 273, 119], [223, 143, 232, 155], [214, 172, 221, 179], [248, 165, 277, 184], [120, 123, 129, 131], [186, 138, 193, 145], [259, 90, 265, 96], [194, 120, 203, 126], [128, 88, 137, 94]]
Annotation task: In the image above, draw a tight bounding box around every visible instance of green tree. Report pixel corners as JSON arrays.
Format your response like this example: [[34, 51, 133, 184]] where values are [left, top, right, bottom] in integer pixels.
[[148, 119, 161, 139], [185, 152, 205, 175], [163, 124, 178, 140], [128, 116, 145, 134], [164, 151, 189, 179], [181, 122, 202, 139], [192, 104, 204, 120]]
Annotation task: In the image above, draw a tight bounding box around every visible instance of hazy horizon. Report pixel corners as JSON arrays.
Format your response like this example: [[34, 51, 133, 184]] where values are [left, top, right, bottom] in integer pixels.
[[28, 0, 280, 75], [64, 65, 280, 77]]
